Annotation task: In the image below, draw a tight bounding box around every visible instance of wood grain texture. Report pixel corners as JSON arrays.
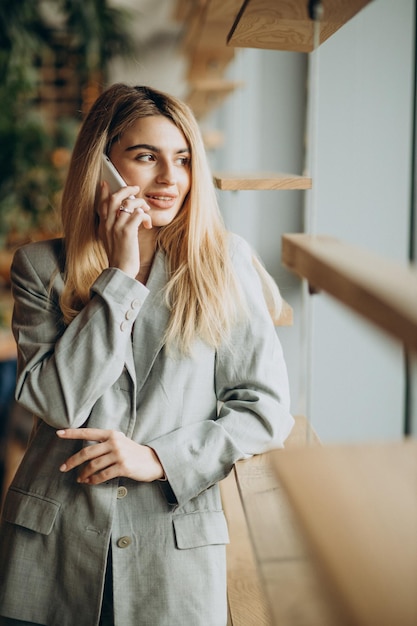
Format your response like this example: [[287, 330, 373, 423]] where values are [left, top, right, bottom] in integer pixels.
[[271, 440, 417, 626], [0, 289, 15, 360], [213, 172, 312, 190], [179, 0, 242, 82], [227, 0, 373, 52], [0, 330, 16, 361], [221, 416, 347, 625], [221, 468, 272, 625], [186, 79, 244, 119], [282, 233, 417, 352]]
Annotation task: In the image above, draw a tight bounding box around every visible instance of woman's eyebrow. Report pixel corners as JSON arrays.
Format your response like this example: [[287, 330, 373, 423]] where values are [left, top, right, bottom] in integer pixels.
[[125, 143, 190, 154]]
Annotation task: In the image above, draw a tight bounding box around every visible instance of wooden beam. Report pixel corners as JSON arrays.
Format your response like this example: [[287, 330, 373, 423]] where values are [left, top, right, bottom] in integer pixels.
[[180, 0, 242, 83], [282, 233, 417, 352], [186, 79, 244, 119], [202, 129, 225, 150], [221, 467, 272, 625], [271, 439, 417, 626], [0, 330, 16, 361], [187, 48, 236, 82], [222, 416, 347, 625], [227, 0, 373, 52], [213, 172, 312, 191]]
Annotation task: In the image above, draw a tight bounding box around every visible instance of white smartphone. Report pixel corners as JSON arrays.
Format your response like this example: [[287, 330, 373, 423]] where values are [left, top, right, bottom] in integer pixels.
[[101, 154, 129, 193]]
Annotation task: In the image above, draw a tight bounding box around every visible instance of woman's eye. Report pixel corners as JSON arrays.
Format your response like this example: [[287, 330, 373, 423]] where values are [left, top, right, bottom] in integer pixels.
[[176, 156, 190, 166], [136, 154, 154, 162]]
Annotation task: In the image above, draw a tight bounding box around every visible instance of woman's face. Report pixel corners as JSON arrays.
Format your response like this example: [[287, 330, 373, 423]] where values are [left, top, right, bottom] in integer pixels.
[[109, 115, 191, 228]]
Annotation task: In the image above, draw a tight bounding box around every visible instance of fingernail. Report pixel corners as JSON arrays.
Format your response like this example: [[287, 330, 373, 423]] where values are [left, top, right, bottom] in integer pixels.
[[60, 463, 67, 472], [56, 430, 65, 436]]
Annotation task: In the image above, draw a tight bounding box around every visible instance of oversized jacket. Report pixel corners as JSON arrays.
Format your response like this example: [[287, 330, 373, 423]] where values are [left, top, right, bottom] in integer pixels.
[[0, 234, 294, 626]]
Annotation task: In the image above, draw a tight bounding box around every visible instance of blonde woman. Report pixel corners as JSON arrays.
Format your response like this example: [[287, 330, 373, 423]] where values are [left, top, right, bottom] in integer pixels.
[[0, 84, 293, 626]]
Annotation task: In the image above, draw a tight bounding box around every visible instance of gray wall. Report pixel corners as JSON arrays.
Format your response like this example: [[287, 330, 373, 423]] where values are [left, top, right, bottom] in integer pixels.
[[210, 0, 416, 443], [306, 0, 415, 442], [207, 49, 307, 418]]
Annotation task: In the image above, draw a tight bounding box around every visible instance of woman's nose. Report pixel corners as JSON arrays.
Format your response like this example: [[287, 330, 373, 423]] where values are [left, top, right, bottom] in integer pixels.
[[156, 161, 176, 184]]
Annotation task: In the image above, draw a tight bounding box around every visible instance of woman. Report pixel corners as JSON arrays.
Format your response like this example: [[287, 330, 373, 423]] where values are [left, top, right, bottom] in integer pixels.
[[0, 84, 294, 626]]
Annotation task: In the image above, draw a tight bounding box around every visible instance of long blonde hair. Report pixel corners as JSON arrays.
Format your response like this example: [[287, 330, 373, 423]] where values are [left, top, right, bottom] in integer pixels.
[[60, 84, 281, 353]]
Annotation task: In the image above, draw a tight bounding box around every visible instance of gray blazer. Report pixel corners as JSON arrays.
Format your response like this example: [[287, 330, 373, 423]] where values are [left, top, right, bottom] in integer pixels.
[[0, 235, 293, 626]]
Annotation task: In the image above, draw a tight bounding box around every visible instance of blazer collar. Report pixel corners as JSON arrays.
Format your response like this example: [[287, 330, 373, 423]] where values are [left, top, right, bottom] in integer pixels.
[[131, 249, 170, 393]]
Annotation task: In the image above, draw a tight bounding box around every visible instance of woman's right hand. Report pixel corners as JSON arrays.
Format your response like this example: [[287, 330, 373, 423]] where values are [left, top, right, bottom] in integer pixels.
[[98, 181, 152, 279]]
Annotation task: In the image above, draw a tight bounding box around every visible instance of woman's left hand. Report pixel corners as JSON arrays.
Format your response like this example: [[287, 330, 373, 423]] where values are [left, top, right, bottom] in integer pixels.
[[57, 428, 165, 484]]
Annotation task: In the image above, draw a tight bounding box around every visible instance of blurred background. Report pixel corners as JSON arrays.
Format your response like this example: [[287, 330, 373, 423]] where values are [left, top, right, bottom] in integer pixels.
[[0, 0, 416, 498]]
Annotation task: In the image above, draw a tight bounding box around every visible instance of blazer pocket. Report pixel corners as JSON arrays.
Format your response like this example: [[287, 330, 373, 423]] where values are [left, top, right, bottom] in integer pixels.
[[2, 487, 61, 535], [173, 510, 229, 549]]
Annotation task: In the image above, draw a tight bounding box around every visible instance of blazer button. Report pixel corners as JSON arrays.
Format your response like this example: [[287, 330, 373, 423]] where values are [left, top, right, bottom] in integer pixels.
[[117, 536, 132, 548], [117, 486, 128, 499], [120, 320, 128, 332], [125, 309, 134, 320]]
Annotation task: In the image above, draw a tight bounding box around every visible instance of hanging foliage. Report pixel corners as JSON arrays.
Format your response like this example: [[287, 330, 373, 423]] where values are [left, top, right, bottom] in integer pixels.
[[0, 0, 135, 246]]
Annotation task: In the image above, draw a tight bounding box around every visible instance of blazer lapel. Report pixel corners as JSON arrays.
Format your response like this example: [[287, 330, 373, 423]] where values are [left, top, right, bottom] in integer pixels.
[[131, 250, 170, 394]]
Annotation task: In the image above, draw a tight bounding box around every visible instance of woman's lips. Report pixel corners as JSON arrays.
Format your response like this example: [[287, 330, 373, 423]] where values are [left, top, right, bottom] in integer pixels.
[[145, 194, 178, 209]]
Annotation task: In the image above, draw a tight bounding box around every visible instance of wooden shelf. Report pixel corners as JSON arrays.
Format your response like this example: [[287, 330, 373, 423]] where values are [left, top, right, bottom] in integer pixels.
[[213, 171, 312, 190], [227, 0, 373, 52], [176, 0, 242, 82], [271, 439, 417, 626], [202, 129, 225, 150], [221, 416, 349, 625], [0, 329, 16, 361], [0, 288, 16, 361], [282, 233, 417, 352], [186, 79, 244, 119]]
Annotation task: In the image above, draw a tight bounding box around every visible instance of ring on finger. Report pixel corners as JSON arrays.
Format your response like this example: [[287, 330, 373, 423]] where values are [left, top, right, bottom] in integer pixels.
[[119, 202, 133, 215]]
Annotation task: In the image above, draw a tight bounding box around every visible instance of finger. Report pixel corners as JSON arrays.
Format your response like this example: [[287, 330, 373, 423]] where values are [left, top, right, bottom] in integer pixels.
[[59, 441, 110, 472], [105, 186, 139, 224], [117, 197, 150, 217], [79, 464, 119, 485], [97, 182, 111, 221], [78, 455, 123, 484], [137, 209, 153, 230], [57, 428, 110, 441], [76, 452, 117, 483]]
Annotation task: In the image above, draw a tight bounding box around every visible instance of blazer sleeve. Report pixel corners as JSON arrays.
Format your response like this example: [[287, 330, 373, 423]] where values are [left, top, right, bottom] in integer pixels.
[[11, 242, 149, 429], [149, 236, 294, 508]]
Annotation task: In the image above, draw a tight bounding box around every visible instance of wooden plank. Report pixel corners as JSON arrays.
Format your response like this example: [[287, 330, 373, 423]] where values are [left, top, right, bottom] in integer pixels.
[[0, 330, 16, 361], [229, 417, 346, 625], [173, 0, 198, 22], [181, 0, 241, 79], [227, 0, 373, 52], [179, 2, 208, 53], [233, 417, 320, 564], [0, 288, 15, 361], [234, 453, 308, 562], [198, 0, 244, 46], [213, 172, 312, 191], [271, 440, 417, 626], [186, 80, 244, 119], [202, 129, 225, 150], [187, 48, 235, 81], [282, 233, 417, 352], [221, 468, 272, 625], [263, 560, 350, 626]]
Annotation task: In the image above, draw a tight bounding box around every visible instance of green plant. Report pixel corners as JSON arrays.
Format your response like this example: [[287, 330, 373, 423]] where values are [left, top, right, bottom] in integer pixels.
[[0, 0, 135, 247]]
